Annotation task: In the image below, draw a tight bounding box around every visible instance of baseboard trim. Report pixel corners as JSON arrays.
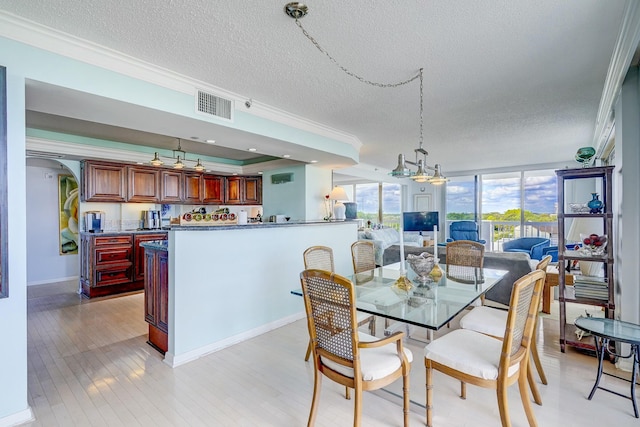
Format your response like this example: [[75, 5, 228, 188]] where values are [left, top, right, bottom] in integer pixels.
[[27, 276, 78, 286], [0, 407, 34, 427], [163, 311, 305, 368]]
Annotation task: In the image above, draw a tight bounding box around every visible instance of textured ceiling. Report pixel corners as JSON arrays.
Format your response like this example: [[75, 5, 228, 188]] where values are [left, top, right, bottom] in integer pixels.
[[0, 0, 630, 175]]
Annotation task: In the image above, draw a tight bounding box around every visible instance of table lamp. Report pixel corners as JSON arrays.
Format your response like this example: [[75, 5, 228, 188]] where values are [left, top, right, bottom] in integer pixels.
[[329, 186, 349, 220]]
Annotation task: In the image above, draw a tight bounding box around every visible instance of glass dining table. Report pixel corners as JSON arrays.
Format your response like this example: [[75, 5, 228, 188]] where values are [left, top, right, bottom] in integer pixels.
[[291, 262, 509, 332]]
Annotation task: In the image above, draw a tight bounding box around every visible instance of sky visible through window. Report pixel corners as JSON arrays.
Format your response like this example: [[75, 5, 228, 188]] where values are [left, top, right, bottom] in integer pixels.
[[447, 174, 557, 214], [355, 183, 401, 214]]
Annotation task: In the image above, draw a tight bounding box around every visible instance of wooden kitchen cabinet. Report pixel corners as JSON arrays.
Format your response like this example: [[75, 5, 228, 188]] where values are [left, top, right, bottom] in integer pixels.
[[225, 176, 242, 204], [144, 245, 169, 353], [225, 176, 262, 204], [244, 176, 262, 204], [81, 160, 127, 202], [202, 174, 225, 204], [183, 172, 202, 203], [160, 170, 183, 203], [133, 233, 168, 282], [80, 231, 167, 298], [127, 166, 160, 203], [80, 233, 134, 298]]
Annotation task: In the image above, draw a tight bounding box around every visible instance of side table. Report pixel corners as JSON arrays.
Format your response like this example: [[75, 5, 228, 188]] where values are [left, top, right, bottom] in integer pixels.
[[543, 266, 574, 314], [574, 316, 640, 418]]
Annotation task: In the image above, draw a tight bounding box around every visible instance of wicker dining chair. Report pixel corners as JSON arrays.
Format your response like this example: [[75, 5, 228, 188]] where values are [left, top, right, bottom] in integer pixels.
[[350, 240, 376, 273], [302, 246, 375, 362], [300, 269, 412, 427], [425, 269, 546, 427], [445, 240, 485, 268], [458, 255, 552, 405]]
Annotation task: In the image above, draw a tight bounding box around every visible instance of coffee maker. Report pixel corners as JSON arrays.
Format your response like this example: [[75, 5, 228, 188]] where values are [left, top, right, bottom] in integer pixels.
[[84, 211, 105, 233], [142, 210, 161, 229]]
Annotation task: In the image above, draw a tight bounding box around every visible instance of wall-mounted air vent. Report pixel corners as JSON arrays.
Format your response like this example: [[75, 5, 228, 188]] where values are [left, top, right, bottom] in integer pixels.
[[26, 150, 65, 159], [196, 90, 233, 121]]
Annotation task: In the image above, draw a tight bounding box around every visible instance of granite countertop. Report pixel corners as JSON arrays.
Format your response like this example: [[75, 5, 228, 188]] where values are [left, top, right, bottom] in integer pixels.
[[80, 229, 170, 236], [140, 240, 168, 251], [170, 220, 357, 231]]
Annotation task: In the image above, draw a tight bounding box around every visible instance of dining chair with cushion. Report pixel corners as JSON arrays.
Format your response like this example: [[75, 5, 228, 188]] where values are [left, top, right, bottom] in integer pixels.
[[303, 246, 375, 361], [458, 255, 552, 405], [424, 268, 545, 427], [300, 269, 412, 427]]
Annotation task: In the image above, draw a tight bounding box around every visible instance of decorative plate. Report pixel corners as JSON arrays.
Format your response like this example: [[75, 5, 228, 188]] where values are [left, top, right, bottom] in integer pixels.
[[204, 214, 211, 221], [194, 213, 202, 221], [183, 213, 192, 221], [229, 213, 236, 220], [221, 213, 228, 220]]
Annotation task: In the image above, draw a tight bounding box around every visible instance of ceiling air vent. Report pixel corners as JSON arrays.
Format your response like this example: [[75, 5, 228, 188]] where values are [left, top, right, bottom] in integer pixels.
[[196, 90, 233, 120]]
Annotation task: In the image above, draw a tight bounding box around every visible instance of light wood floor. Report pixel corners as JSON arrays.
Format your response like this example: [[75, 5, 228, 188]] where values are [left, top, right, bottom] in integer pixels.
[[24, 280, 639, 426]]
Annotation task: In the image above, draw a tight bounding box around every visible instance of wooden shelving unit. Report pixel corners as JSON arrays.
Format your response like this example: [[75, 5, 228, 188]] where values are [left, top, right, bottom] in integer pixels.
[[556, 166, 614, 353]]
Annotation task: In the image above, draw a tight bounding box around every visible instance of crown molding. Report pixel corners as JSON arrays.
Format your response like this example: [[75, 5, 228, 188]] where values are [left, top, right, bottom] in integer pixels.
[[593, 0, 640, 153], [1, 11, 362, 151]]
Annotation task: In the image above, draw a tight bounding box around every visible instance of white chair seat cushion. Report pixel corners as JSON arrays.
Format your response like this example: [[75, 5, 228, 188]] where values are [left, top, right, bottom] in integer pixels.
[[459, 306, 507, 338], [424, 329, 519, 380], [322, 332, 413, 381]]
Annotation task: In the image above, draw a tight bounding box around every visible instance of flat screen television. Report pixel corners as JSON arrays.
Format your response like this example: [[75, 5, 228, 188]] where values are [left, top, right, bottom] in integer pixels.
[[403, 211, 439, 232]]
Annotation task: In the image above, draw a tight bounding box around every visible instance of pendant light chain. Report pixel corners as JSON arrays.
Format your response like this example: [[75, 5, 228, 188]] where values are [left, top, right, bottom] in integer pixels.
[[294, 19, 420, 88], [419, 68, 424, 149]]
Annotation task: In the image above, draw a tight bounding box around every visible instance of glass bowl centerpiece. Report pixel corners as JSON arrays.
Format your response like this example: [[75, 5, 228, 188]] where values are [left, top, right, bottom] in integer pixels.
[[579, 234, 607, 256], [406, 252, 435, 285]]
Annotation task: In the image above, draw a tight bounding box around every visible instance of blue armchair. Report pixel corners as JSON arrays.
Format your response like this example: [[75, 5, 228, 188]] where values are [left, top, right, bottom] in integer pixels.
[[502, 237, 550, 260], [445, 221, 486, 244]]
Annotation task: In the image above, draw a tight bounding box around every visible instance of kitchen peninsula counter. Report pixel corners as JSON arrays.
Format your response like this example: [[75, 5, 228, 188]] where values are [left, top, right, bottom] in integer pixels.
[[158, 220, 358, 367]]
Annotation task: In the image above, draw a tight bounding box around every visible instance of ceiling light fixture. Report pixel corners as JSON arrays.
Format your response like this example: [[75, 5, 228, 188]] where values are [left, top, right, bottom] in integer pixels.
[[149, 139, 208, 172], [284, 2, 446, 185]]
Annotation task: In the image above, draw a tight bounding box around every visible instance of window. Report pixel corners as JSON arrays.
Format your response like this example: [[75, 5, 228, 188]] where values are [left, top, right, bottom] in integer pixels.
[[352, 182, 401, 228], [444, 169, 557, 251]]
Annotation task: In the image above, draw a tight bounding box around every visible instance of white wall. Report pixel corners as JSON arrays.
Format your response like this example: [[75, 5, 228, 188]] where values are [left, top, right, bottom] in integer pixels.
[[166, 222, 357, 366], [26, 160, 79, 285], [0, 70, 32, 424]]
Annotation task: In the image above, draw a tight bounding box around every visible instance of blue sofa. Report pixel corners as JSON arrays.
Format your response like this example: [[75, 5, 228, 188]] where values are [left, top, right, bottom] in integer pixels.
[[502, 237, 550, 260]]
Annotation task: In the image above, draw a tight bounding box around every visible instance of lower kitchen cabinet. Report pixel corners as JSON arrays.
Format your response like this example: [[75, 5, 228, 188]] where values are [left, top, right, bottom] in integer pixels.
[[80, 231, 167, 298], [143, 244, 168, 353]]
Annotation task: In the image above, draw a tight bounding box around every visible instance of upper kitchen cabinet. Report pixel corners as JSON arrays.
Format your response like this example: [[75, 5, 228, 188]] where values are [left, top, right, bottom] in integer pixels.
[[244, 176, 262, 205], [160, 170, 183, 203], [81, 160, 127, 202], [127, 166, 160, 203], [202, 175, 225, 204], [225, 176, 262, 205], [183, 172, 203, 203]]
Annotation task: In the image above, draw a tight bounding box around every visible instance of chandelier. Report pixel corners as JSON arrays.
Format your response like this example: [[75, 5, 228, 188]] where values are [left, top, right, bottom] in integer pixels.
[[149, 139, 205, 171], [284, 2, 446, 185]]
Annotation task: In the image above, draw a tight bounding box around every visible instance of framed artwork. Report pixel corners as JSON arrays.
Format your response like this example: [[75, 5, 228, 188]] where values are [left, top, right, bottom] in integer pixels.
[[58, 174, 79, 255], [414, 194, 432, 212], [0, 66, 7, 298]]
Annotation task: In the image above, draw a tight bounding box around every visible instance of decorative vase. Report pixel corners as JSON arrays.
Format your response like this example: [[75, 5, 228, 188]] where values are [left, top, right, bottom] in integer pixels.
[[587, 193, 603, 214]]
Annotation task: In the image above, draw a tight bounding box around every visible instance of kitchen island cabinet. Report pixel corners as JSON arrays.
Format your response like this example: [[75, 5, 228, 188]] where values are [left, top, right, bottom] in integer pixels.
[[80, 230, 167, 298]]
